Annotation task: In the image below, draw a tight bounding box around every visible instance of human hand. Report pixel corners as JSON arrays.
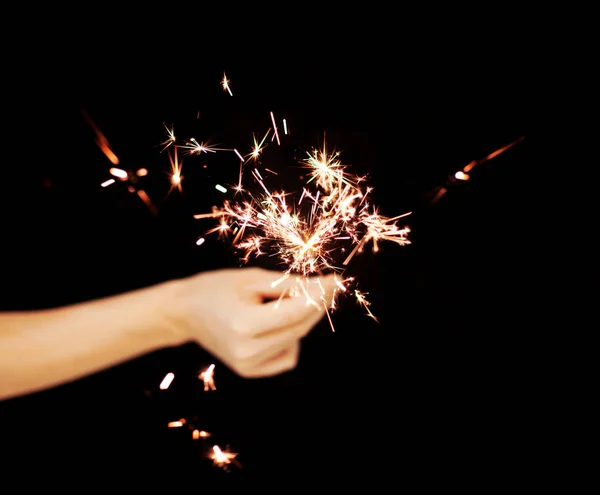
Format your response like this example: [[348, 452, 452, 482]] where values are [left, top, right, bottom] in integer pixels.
[[167, 267, 336, 378]]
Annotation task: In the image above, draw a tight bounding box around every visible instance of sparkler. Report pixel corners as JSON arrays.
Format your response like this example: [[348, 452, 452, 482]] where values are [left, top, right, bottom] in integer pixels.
[[192, 132, 412, 327]]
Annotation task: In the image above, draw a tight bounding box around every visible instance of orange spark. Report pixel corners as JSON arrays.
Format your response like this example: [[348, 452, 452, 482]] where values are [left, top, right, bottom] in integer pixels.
[[81, 108, 119, 165]]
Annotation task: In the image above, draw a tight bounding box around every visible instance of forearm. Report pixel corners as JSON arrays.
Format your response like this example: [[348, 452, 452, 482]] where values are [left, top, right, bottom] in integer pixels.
[[0, 280, 187, 401]]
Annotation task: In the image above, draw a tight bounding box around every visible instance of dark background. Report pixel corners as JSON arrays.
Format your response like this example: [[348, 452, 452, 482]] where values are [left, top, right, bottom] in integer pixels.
[[0, 35, 543, 486]]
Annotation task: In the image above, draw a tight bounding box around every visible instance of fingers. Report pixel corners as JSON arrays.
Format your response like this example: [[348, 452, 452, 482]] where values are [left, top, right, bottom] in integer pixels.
[[227, 308, 326, 378], [243, 273, 336, 336], [244, 315, 322, 365], [239, 342, 300, 378]]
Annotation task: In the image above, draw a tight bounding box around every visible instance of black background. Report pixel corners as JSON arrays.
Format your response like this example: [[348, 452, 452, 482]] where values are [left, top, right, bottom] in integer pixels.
[[0, 25, 546, 487]]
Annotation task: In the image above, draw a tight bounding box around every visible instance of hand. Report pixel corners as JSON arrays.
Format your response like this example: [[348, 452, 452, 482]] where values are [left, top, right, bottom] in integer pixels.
[[168, 267, 336, 378]]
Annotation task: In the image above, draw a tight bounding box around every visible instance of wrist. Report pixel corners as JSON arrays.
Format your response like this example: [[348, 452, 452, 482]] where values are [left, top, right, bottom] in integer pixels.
[[152, 278, 194, 347]]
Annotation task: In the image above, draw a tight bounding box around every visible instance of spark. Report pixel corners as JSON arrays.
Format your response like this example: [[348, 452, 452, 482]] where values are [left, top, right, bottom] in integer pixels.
[[136, 190, 159, 215], [180, 137, 229, 155], [168, 419, 186, 428], [234, 149, 244, 162], [159, 372, 175, 390], [196, 237, 205, 246], [199, 364, 216, 391], [159, 124, 176, 152], [221, 72, 233, 96], [215, 184, 227, 194], [210, 445, 239, 470], [461, 136, 525, 174], [244, 129, 271, 163], [167, 148, 183, 194], [283, 119, 288, 135], [270, 111, 280, 145], [192, 429, 212, 440], [109, 167, 128, 180], [81, 108, 119, 165], [354, 289, 378, 322], [101, 179, 115, 188]]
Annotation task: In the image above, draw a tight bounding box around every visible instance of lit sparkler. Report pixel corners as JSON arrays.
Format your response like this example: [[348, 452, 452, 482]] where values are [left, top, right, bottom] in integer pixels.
[[193, 136, 412, 326]]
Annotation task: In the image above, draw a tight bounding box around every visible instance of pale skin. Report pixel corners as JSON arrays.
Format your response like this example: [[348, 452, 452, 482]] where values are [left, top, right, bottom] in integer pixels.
[[0, 267, 336, 402]]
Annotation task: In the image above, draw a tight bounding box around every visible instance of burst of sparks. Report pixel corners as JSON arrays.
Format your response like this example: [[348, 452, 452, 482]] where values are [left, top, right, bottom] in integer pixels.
[[180, 137, 230, 155], [245, 129, 271, 163], [160, 124, 176, 152], [194, 137, 411, 323]]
